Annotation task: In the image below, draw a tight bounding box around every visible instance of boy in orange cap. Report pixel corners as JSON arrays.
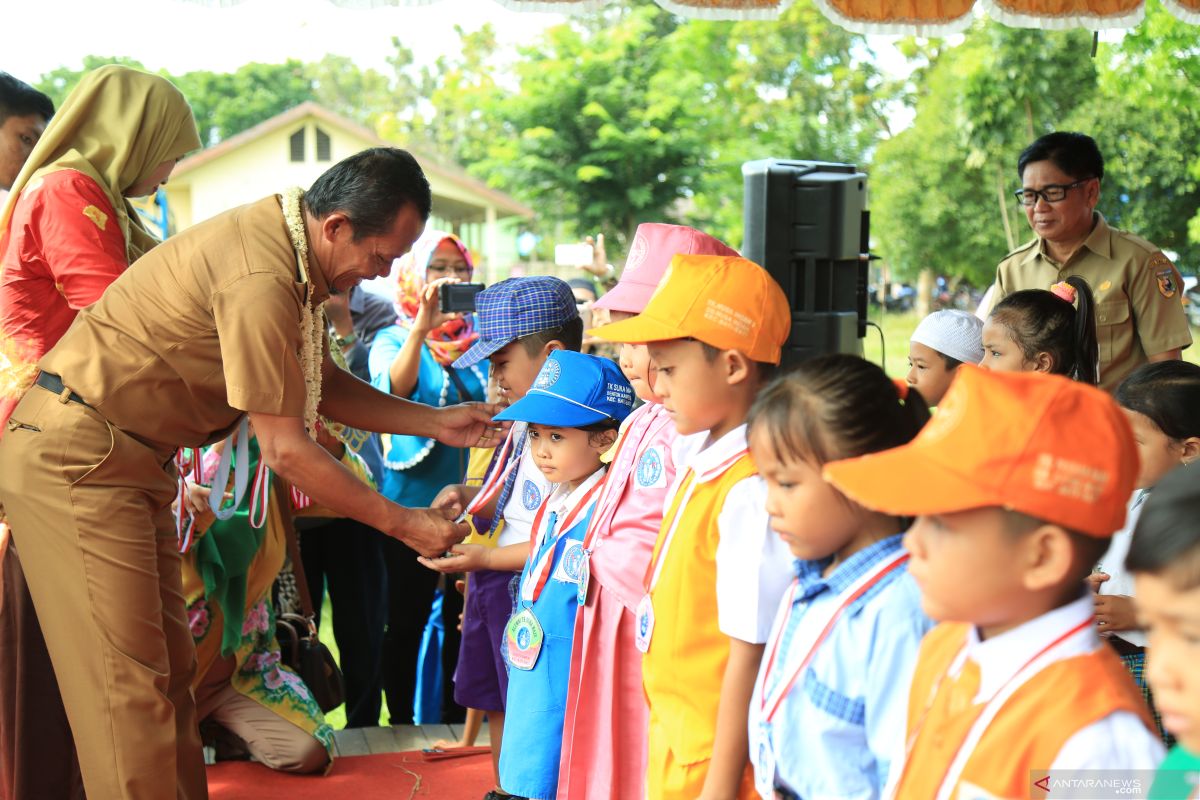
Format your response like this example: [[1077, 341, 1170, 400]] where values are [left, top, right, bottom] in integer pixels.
[[823, 366, 1165, 799], [592, 254, 793, 800]]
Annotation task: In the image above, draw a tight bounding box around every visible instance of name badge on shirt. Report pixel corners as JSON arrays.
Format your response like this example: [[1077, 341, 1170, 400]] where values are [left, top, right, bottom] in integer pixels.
[[504, 608, 543, 671], [635, 594, 655, 653], [636, 446, 667, 489], [553, 540, 587, 586], [753, 723, 776, 799]]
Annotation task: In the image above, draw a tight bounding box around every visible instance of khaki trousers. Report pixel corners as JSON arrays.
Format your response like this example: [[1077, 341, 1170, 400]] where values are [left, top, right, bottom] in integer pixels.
[[0, 385, 207, 800], [195, 656, 329, 775]]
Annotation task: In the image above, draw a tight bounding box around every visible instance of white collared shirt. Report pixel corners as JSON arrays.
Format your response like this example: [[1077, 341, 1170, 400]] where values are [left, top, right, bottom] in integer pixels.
[[497, 431, 556, 548], [960, 593, 1164, 771], [668, 423, 793, 644], [1096, 491, 1148, 647]]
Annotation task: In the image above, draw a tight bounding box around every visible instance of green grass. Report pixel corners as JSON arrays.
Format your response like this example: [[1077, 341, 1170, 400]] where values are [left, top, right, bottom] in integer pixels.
[[861, 309, 1200, 379]]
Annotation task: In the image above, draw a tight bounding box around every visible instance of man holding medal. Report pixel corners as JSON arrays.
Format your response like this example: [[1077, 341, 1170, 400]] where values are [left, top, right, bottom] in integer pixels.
[[0, 147, 501, 800]]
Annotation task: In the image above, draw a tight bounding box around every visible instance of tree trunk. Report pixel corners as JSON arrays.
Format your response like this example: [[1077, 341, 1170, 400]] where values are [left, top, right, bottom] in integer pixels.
[[917, 268, 934, 319], [996, 164, 1017, 253]]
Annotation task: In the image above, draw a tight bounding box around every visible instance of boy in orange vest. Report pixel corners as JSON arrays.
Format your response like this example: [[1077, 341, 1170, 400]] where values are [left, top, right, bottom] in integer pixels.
[[824, 366, 1165, 799], [593, 254, 793, 800]]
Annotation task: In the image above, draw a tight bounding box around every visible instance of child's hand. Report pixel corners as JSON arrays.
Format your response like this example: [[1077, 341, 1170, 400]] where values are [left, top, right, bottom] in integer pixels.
[[418, 543, 490, 574], [1094, 593, 1138, 633], [1086, 571, 1110, 593]]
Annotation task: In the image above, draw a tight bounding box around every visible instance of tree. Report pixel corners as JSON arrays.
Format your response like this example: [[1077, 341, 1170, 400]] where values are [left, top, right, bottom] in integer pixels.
[[870, 21, 1099, 286]]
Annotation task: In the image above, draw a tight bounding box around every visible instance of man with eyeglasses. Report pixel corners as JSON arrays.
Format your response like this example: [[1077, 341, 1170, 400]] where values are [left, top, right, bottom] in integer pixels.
[[985, 131, 1191, 391]]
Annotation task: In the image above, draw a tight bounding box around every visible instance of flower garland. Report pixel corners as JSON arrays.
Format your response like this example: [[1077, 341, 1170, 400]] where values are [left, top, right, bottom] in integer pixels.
[[282, 187, 326, 440]]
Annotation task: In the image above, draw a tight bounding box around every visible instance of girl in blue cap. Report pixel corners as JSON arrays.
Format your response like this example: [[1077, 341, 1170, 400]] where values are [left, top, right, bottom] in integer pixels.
[[491, 350, 634, 800]]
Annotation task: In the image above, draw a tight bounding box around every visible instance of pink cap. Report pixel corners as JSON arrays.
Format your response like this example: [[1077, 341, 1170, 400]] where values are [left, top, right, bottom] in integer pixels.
[[593, 223, 739, 313]]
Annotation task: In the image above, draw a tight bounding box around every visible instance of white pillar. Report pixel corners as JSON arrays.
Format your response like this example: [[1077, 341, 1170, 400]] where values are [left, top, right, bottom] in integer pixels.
[[484, 205, 499, 284]]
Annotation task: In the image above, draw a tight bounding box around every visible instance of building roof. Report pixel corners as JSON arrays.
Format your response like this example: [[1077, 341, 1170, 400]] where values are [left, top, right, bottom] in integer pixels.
[[174, 101, 533, 218]]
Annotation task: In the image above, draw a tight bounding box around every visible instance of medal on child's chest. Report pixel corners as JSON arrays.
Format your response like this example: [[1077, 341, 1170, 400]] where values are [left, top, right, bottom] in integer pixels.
[[505, 608, 544, 671], [753, 722, 776, 798], [634, 594, 655, 653]]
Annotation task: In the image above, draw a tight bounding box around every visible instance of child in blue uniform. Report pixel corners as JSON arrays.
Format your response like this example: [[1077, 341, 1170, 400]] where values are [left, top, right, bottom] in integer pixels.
[[492, 351, 634, 800]]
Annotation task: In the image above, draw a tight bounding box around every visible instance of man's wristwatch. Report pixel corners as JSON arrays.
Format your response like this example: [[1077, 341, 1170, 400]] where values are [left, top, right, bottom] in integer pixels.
[[334, 331, 358, 348]]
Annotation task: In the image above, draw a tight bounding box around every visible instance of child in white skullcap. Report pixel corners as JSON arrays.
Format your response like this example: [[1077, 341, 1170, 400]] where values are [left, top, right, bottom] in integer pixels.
[[905, 309, 984, 405]]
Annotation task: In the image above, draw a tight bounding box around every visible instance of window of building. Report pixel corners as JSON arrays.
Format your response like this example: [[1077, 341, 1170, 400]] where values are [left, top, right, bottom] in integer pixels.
[[315, 127, 332, 162], [289, 128, 305, 162]]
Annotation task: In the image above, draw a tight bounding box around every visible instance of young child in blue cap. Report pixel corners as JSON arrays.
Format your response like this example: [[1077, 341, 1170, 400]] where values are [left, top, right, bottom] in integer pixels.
[[492, 351, 634, 800], [419, 275, 581, 799]]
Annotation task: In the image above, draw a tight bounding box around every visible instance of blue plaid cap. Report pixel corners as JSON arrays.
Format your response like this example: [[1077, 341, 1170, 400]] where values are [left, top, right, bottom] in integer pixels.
[[452, 276, 580, 368]]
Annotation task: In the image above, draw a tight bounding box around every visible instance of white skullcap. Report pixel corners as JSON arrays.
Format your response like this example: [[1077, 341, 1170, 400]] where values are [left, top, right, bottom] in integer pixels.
[[911, 309, 985, 365]]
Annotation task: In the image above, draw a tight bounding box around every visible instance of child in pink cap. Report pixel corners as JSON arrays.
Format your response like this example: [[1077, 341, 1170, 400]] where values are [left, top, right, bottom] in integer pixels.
[[556, 223, 738, 800]]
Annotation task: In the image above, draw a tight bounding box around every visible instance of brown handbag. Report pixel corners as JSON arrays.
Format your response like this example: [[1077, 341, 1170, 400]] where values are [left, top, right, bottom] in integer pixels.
[[273, 475, 345, 714]]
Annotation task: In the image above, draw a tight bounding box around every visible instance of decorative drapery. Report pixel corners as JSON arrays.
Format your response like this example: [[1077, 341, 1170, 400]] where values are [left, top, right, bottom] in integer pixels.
[[183, 0, 1200, 26]]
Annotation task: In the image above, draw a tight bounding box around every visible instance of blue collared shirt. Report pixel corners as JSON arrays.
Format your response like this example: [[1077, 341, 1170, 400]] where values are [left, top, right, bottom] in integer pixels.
[[752, 535, 933, 800]]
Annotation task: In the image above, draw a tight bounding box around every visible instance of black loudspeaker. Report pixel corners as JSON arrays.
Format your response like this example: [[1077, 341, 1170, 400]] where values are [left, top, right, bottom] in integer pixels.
[[742, 159, 870, 367]]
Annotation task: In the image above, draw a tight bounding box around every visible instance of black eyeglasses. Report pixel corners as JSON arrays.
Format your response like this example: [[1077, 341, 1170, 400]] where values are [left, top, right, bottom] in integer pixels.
[[1013, 179, 1094, 207]]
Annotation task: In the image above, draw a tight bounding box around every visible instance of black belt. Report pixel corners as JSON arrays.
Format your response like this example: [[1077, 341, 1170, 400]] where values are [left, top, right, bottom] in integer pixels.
[[35, 372, 90, 407]]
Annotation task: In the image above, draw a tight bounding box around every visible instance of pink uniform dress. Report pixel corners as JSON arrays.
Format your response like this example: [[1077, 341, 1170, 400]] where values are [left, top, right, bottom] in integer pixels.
[[557, 401, 677, 799]]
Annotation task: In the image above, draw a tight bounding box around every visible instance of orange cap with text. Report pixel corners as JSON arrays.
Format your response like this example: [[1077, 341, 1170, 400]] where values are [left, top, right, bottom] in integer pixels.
[[589, 254, 791, 365], [823, 366, 1138, 537]]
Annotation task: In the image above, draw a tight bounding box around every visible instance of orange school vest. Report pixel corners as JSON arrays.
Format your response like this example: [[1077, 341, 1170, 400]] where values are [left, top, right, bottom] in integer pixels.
[[895, 622, 1154, 799], [642, 453, 759, 765]]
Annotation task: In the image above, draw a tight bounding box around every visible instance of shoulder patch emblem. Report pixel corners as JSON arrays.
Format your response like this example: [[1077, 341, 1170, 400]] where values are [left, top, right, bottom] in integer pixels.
[[1156, 269, 1177, 299], [82, 205, 108, 231]]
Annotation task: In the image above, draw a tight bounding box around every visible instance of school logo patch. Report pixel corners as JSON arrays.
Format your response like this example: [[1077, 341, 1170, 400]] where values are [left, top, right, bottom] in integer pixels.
[[534, 358, 561, 389], [522, 479, 542, 510], [637, 446, 666, 488], [624, 230, 649, 274], [1156, 268, 1178, 299]]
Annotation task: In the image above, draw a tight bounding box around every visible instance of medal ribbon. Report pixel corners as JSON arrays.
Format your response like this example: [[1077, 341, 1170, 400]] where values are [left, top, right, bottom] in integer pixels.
[[521, 476, 605, 604], [760, 550, 909, 722], [459, 426, 520, 521], [581, 425, 638, 552], [174, 447, 201, 552], [249, 460, 271, 529], [208, 417, 252, 521], [890, 616, 1095, 800]]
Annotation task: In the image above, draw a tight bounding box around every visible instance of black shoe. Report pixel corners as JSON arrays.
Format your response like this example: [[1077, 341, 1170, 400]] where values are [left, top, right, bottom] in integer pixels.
[[483, 792, 528, 800]]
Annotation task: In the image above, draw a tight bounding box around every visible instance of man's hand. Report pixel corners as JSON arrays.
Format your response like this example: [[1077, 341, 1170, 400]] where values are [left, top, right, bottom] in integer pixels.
[[1094, 593, 1139, 634], [417, 543, 492, 574], [325, 292, 354, 337], [431, 483, 478, 519], [432, 402, 509, 449], [387, 505, 470, 558]]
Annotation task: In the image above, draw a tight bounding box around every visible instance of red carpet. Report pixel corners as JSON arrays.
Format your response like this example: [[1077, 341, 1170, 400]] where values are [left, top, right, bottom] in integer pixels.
[[207, 750, 494, 800]]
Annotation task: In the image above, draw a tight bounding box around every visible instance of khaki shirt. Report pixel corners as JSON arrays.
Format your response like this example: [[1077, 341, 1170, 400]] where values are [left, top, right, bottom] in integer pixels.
[[989, 213, 1192, 391], [41, 195, 330, 449]]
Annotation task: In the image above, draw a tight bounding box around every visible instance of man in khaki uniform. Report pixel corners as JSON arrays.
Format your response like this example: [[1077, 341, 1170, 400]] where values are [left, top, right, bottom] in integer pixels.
[[0, 148, 499, 800], [988, 131, 1191, 391]]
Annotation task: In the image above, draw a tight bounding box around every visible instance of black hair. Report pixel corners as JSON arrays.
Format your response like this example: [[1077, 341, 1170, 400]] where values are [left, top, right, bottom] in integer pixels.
[[989, 275, 1099, 385], [1003, 510, 1109, 585], [567, 278, 599, 299], [747, 353, 931, 467], [303, 147, 431, 240], [697, 340, 778, 383], [1114, 361, 1200, 442], [1017, 131, 1104, 182], [519, 316, 584, 356], [1127, 465, 1200, 591], [0, 73, 53, 125], [940, 353, 963, 371]]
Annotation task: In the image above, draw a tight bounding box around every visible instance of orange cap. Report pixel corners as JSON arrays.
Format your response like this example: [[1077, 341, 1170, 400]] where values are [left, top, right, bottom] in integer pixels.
[[589, 254, 791, 365], [823, 366, 1138, 537]]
